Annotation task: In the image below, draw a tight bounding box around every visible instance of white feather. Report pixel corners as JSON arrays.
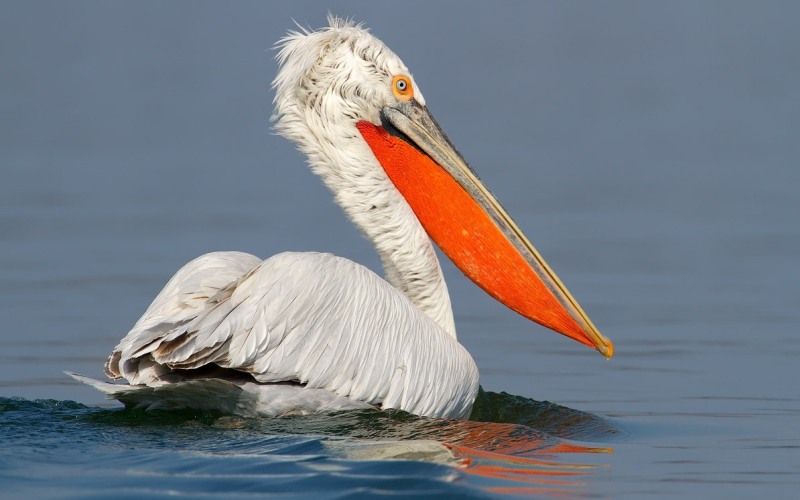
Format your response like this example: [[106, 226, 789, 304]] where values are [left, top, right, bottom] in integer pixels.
[[99, 252, 478, 418], [75, 17, 482, 419]]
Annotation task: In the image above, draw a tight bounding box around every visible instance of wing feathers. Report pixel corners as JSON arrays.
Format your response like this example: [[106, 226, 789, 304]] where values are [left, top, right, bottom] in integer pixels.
[[105, 251, 479, 418]]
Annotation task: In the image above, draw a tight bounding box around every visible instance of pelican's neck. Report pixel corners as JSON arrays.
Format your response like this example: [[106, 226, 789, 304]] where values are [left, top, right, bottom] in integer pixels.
[[365, 185, 458, 340], [270, 18, 456, 336], [298, 129, 457, 338]]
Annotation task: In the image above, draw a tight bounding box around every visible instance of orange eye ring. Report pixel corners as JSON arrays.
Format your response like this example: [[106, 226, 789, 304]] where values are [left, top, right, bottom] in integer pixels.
[[392, 75, 413, 100]]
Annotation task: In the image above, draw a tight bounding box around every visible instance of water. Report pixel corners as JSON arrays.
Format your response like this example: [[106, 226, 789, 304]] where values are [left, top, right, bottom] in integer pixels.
[[1, 1, 798, 497]]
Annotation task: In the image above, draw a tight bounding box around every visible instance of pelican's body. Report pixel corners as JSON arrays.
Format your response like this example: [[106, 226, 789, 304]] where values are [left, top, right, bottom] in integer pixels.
[[71, 18, 612, 419]]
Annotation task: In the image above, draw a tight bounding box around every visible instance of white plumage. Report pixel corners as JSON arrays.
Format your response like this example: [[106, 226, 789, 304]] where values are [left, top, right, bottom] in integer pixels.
[[82, 251, 476, 418], [71, 16, 612, 420]]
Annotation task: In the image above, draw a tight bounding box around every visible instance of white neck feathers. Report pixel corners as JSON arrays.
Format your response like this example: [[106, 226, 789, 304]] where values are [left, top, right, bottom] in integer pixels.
[[272, 19, 457, 338]]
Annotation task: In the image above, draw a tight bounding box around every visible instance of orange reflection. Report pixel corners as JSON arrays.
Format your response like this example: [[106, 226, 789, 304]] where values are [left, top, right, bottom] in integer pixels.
[[440, 423, 612, 496]]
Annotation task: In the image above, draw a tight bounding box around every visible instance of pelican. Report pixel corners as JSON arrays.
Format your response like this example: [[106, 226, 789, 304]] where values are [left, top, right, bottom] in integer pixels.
[[70, 17, 613, 419]]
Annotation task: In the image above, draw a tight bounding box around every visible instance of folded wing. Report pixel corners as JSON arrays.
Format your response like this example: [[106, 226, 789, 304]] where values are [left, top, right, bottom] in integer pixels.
[[105, 251, 479, 418]]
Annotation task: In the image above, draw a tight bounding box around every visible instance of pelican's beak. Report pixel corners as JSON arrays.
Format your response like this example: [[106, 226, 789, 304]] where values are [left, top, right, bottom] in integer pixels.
[[356, 99, 613, 358]]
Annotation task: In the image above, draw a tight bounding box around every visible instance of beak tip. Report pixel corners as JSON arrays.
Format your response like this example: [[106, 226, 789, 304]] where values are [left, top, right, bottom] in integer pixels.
[[599, 339, 614, 359]]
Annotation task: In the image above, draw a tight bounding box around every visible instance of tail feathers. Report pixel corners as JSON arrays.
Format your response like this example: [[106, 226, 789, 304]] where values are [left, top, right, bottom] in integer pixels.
[[65, 372, 257, 414], [65, 372, 129, 396], [65, 372, 373, 417]]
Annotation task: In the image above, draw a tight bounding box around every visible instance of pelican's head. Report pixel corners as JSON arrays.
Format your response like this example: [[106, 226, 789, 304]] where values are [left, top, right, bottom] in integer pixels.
[[272, 17, 613, 358], [273, 17, 424, 143]]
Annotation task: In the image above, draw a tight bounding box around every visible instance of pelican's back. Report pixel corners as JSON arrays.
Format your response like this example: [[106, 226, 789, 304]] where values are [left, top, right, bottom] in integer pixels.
[[102, 251, 479, 418]]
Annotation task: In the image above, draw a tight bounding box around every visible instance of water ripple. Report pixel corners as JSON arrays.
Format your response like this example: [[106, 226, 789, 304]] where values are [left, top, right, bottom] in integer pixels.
[[0, 392, 616, 498]]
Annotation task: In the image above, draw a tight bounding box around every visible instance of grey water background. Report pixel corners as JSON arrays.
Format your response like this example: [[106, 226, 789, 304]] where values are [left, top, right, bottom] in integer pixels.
[[1, 1, 799, 497]]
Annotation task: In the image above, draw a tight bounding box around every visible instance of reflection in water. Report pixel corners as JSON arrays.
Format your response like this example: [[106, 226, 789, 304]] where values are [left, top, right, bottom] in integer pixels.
[[452, 445, 606, 497], [2, 391, 616, 496], [80, 387, 617, 496], [470, 387, 620, 441]]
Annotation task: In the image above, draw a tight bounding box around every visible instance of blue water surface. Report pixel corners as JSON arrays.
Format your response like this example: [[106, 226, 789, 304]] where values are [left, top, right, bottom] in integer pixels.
[[1, 393, 620, 498], [1, 2, 799, 498]]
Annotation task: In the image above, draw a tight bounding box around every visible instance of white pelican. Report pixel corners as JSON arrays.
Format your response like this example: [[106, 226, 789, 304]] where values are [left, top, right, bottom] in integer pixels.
[[70, 17, 613, 419]]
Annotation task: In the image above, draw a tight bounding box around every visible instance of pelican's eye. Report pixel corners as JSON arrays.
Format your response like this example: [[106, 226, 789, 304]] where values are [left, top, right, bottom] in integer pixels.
[[392, 75, 413, 101]]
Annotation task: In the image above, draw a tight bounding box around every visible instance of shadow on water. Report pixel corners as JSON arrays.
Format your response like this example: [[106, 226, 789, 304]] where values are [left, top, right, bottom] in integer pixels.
[[469, 387, 621, 441], [1, 391, 618, 497], [74, 386, 619, 446]]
